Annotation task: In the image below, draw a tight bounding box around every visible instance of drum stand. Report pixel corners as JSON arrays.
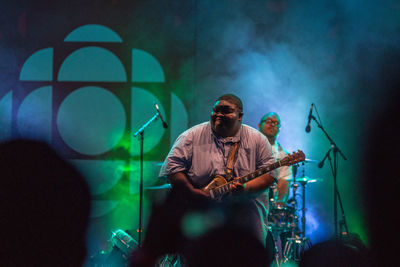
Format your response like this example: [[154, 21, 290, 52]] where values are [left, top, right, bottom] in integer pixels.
[[281, 171, 312, 264], [267, 226, 282, 267]]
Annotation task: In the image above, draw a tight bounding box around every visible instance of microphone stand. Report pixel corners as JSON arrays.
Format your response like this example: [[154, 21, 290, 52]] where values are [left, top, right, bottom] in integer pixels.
[[310, 114, 348, 240], [133, 112, 160, 247]]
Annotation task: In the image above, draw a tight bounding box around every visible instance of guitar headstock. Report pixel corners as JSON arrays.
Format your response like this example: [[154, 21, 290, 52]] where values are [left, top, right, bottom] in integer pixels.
[[282, 150, 306, 166]]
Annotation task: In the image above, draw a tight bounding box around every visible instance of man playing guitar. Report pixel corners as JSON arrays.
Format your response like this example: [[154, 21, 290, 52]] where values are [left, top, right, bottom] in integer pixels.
[[157, 94, 305, 267], [161, 94, 285, 245]]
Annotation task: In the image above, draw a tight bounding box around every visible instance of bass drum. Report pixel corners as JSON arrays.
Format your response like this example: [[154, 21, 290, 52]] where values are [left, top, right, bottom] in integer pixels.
[[268, 202, 296, 231]]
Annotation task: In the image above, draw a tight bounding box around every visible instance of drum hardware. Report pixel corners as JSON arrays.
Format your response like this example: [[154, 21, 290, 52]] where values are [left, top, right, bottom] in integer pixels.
[[157, 254, 180, 267], [268, 167, 319, 265], [268, 202, 296, 232], [284, 176, 322, 183], [303, 158, 319, 164], [297, 175, 321, 239], [110, 229, 139, 256], [282, 236, 311, 263], [145, 183, 172, 190], [105, 229, 179, 267], [281, 169, 314, 263], [266, 228, 280, 267], [93, 229, 138, 267]]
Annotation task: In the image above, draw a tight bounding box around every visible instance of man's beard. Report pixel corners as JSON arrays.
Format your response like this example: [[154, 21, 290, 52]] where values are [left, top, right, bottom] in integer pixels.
[[212, 117, 237, 136]]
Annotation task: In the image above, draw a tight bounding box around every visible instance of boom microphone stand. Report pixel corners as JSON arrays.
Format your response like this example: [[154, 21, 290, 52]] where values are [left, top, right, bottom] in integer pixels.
[[309, 106, 348, 240], [133, 111, 162, 247]]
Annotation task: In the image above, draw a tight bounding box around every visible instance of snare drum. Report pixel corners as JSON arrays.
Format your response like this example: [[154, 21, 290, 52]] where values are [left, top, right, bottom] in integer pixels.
[[268, 203, 295, 231]]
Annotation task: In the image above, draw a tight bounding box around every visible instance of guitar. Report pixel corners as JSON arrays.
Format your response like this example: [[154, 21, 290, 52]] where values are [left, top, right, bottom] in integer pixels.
[[202, 150, 305, 200]]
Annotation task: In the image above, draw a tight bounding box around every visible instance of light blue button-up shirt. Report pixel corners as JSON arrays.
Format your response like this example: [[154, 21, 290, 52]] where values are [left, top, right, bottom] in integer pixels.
[[159, 122, 277, 244], [160, 122, 276, 186]]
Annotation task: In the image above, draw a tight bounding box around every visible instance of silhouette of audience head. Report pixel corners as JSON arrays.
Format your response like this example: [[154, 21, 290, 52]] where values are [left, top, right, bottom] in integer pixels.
[[299, 238, 369, 267], [129, 186, 213, 266], [129, 187, 273, 267], [184, 224, 270, 267], [0, 139, 91, 266]]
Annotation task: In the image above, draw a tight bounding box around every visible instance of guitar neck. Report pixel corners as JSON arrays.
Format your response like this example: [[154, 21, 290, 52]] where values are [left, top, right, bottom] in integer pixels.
[[208, 150, 304, 200], [237, 160, 283, 184]]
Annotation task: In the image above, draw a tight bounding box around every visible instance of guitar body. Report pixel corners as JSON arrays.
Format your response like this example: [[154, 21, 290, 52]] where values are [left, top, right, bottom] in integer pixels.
[[203, 175, 228, 192]]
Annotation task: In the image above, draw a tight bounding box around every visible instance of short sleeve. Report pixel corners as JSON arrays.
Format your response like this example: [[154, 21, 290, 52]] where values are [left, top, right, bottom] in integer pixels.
[[159, 130, 193, 177]]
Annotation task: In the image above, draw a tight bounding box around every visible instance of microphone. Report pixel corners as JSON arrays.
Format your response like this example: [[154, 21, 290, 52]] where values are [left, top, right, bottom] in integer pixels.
[[305, 103, 314, 133], [318, 146, 333, 168], [154, 103, 168, 129], [318, 159, 325, 168]]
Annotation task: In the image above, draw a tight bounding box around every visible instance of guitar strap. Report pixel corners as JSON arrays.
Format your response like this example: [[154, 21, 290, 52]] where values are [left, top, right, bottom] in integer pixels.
[[225, 142, 239, 181]]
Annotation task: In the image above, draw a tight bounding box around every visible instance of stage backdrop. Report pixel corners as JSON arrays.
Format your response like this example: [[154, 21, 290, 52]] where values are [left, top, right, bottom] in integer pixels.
[[1, 0, 399, 262]]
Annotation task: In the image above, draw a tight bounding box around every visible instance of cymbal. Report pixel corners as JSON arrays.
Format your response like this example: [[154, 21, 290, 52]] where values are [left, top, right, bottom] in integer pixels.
[[145, 183, 172, 190], [285, 176, 322, 184], [303, 158, 319, 164]]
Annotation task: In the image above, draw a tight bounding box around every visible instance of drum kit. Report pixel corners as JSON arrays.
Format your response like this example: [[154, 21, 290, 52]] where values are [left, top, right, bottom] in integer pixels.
[[267, 159, 321, 266]]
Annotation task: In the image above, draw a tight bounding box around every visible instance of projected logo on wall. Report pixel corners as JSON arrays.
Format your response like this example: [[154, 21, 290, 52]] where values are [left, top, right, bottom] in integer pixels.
[[0, 24, 188, 218]]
